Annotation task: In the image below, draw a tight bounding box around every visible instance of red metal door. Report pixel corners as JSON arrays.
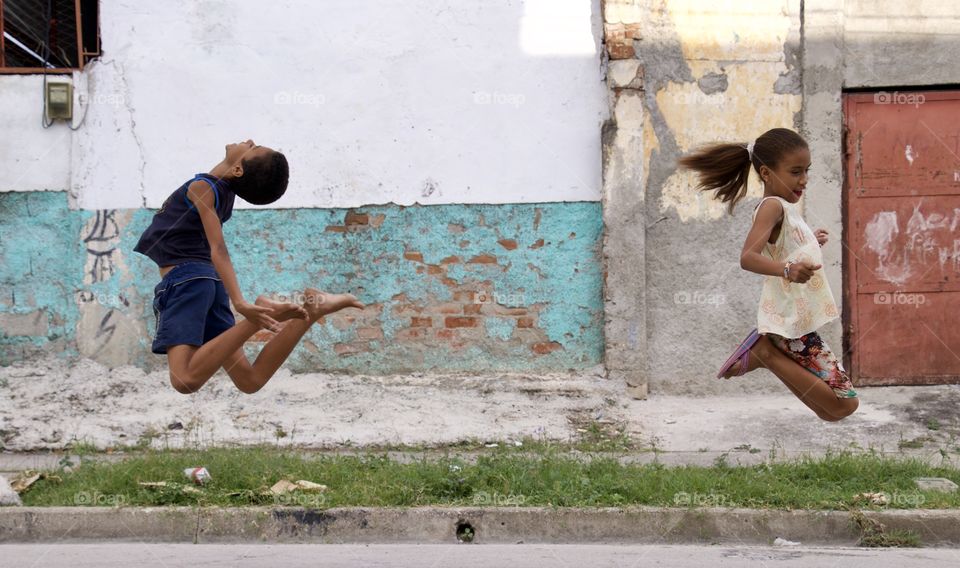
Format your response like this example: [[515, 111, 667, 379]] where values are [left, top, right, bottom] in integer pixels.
[[844, 91, 960, 385]]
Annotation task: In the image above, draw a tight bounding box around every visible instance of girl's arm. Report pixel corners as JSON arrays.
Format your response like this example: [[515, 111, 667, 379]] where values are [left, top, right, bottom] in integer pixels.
[[188, 181, 280, 331], [740, 199, 819, 283]]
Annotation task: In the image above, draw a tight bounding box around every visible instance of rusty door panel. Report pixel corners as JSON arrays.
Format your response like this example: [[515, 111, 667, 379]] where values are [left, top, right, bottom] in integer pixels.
[[844, 91, 960, 386]]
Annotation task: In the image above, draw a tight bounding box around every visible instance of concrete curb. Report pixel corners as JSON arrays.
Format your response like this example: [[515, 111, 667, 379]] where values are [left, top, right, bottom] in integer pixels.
[[1, 507, 959, 546]]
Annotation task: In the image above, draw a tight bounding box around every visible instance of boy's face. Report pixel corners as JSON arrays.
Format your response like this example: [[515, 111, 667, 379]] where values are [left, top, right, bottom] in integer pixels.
[[225, 139, 273, 170]]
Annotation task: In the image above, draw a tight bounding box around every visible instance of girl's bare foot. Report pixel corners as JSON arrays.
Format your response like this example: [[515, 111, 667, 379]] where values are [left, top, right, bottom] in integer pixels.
[[303, 288, 365, 320], [721, 336, 773, 379], [255, 295, 308, 322]]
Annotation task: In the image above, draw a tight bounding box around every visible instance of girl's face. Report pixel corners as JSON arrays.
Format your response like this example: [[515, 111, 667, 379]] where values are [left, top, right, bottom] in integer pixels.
[[760, 147, 811, 203]]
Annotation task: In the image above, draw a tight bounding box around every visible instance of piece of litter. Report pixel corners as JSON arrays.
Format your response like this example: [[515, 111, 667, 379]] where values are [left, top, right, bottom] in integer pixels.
[[853, 492, 888, 505], [183, 467, 211, 485], [269, 480, 329, 495], [10, 471, 60, 494], [485, 443, 499, 448], [513, 440, 523, 447], [773, 537, 801, 547]]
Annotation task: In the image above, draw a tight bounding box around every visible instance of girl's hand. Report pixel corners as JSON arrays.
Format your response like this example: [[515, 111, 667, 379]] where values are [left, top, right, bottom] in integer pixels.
[[815, 228, 829, 247], [236, 301, 280, 331], [787, 261, 822, 284]]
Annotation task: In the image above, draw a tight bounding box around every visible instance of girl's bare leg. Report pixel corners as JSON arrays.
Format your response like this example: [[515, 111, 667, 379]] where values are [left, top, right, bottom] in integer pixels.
[[726, 336, 858, 421]]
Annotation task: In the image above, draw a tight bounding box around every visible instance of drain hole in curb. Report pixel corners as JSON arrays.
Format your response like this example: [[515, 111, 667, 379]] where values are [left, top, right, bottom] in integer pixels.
[[456, 521, 476, 543]]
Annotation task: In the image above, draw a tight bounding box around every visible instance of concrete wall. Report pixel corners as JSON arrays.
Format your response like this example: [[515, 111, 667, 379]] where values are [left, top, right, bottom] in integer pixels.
[[0, 76, 72, 193], [603, 0, 803, 396], [0, 0, 608, 374], [68, 0, 606, 209], [601, 0, 960, 395]]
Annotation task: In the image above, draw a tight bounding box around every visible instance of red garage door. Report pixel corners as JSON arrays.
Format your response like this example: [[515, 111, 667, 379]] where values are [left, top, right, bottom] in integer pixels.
[[844, 91, 960, 386]]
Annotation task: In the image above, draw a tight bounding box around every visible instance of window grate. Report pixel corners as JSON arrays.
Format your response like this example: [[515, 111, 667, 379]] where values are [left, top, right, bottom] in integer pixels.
[[1, 0, 97, 72]]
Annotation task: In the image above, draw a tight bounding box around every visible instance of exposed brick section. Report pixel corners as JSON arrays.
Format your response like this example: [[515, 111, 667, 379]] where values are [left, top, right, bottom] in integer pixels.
[[462, 303, 482, 315], [604, 23, 636, 59], [529, 239, 544, 249], [396, 328, 426, 340], [440, 255, 462, 264], [452, 291, 476, 302], [325, 225, 347, 233], [448, 223, 466, 234], [445, 316, 478, 328], [345, 211, 369, 226], [436, 329, 457, 340], [410, 317, 433, 327], [334, 342, 369, 356], [493, 306, 528, 316], [427, 265, 443, 275], [532, 341, 563, 355], [357, 327, 384, 340], [403, 251, 424, 262], [517, 316, 534, 328], [468, 253, 498, 264], [497, 239, 518, 250], [437, 302, 462, 314]]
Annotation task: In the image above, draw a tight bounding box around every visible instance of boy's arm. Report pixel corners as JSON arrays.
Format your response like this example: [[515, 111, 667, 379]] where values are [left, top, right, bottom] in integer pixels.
[[188, 181, 279, 331], [740, 199, 819, 282]]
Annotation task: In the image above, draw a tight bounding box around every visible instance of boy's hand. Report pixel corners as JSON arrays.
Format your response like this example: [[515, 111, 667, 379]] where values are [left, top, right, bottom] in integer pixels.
[[235, 301, 281, 331], [815, 228, 829, 246]]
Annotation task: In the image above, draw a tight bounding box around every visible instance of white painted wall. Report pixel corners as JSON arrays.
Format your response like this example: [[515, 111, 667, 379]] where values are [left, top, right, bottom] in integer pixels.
[[6, 0, 608, 209], [0, 76, 72, 192]]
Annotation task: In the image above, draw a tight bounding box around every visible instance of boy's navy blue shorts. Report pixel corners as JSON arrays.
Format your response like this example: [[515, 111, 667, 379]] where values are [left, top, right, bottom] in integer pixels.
[[151, 262, 235, 354]]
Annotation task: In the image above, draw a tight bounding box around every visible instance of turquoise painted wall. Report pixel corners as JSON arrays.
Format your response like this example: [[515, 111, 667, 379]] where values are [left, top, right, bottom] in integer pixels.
[[1, 191, 604, 373]]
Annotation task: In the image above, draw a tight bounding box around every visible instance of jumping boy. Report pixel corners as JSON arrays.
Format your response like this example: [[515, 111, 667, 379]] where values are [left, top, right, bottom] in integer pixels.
[[134, 139, 363, 394]]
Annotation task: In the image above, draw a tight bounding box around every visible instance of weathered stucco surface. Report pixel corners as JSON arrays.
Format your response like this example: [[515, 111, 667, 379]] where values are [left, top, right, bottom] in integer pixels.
[[0, 192, 604, 373], [630, 0, 804, 395]]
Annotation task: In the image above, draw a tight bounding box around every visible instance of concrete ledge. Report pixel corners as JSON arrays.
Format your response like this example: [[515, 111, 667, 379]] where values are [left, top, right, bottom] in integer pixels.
[[1, 507, 959, 546]]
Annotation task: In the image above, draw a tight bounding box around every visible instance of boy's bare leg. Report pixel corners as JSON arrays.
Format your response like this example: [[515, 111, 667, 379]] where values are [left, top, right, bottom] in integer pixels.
[[727, 336, 858, 421], [167, 319, 263, 394], [223, 288, 364, 394]]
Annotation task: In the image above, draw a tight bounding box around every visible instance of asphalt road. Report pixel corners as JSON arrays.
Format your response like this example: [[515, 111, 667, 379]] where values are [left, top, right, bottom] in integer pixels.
[[2, 543, 958, 567]]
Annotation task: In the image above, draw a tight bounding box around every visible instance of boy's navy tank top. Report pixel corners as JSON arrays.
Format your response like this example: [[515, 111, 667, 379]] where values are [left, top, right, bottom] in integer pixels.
[[133, 173, 236, 267]]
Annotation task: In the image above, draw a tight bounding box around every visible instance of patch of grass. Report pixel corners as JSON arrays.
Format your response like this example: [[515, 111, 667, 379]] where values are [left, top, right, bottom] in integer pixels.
[[850, 509, 922, 548], [16, 447, 960, 510]]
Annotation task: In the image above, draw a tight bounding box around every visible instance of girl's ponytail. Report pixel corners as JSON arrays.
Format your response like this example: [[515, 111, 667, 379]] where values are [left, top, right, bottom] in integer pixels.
[[677, 128, 808, 214], [677, 142, 752, 214]]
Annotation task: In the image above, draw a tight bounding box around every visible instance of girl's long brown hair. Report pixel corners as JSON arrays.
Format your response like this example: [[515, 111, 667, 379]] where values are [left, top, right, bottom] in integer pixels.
[[677, 128, 808, 213]]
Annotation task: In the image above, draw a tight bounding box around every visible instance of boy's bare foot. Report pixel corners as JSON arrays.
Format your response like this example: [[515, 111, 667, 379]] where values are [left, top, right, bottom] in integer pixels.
[[255, 295, 308, 322], [303, 288, 365, 320]]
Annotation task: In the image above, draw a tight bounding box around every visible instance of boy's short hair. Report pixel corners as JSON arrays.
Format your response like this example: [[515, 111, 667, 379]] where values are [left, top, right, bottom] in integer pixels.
[[232, 150, 289, 205]]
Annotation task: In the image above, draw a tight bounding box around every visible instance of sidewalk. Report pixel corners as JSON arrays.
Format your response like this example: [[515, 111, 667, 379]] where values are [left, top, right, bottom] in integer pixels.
[[1, 357, 957, 462]]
